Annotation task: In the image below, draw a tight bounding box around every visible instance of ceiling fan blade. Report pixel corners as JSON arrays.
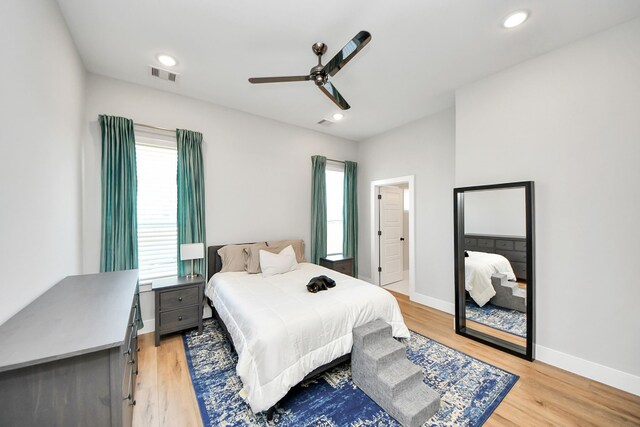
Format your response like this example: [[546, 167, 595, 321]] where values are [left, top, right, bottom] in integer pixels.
[[322, 31, 371, 77], [318, 82, 351, 110], [248, 75, 310, 84]]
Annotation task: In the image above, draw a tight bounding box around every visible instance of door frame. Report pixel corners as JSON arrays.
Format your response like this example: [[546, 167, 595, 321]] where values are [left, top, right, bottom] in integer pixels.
[[370, 175, 415, 297]]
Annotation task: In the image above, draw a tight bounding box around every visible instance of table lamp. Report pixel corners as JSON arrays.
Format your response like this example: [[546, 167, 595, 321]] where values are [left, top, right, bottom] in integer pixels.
[[180, 243, 204, 278]]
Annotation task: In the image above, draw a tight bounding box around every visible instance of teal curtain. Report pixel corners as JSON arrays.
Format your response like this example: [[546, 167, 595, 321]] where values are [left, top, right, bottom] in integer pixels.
[[177, 129, 206, 277], [99, 114, 142, 328], [343, 161, 358, 276], [310, 155, 327, 264]]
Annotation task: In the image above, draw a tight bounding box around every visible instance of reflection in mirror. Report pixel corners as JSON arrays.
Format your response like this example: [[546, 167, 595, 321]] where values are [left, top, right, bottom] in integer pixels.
[[463, 188, 527, 348], [454, 181, 535, 361]]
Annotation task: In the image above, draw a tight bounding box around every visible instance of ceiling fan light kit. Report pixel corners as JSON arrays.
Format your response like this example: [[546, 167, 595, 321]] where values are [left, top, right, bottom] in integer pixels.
[[248, 31, 372, 110]]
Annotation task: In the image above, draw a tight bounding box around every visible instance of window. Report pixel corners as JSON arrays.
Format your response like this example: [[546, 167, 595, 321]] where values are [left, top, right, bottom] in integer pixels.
[[326, 163, 344, 255], [136, 139, 178, 282]]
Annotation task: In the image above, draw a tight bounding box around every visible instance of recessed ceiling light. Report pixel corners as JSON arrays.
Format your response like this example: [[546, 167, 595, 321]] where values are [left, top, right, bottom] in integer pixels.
[[157, 54, 177, 67], [503, 10, 529, 29], [332, 113, 344, 121]]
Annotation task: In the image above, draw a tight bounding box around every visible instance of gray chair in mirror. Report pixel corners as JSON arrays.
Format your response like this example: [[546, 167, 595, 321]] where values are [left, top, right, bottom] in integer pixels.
[[453, 181, 535, 361]]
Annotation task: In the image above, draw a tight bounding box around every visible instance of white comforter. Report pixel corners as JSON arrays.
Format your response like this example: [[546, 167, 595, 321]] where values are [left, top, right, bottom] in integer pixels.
[[465, 251, 516, 307], [206, 262, 410, 413]]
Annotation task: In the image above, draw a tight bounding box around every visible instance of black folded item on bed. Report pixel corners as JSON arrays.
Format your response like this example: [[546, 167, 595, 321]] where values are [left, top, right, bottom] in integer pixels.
[[306, 275, 336, 293]]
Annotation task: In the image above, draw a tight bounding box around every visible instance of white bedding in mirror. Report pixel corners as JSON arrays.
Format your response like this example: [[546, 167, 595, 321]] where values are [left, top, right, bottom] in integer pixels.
[[465, 251, 516, 307], [205, 262, 410, 413]]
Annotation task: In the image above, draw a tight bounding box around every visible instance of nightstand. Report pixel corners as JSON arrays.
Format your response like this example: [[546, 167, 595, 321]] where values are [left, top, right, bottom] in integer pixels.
[[152, 276, 205, 347], [319, 254, 355, 277]]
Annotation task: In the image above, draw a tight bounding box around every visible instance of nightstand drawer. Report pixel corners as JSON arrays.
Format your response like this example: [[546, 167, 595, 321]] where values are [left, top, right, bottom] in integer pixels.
[[159, 306, 200, 332], [320, 256, 354, 277], [160, 287, 199, 310], [333, 262, 353, 275]]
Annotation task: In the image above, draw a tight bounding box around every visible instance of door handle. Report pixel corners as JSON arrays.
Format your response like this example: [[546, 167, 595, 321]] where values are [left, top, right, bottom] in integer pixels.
[[400, 237, 405, 241]]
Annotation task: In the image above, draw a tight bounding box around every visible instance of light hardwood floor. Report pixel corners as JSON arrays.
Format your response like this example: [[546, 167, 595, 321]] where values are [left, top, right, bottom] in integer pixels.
[[134, 292, 640, 426]]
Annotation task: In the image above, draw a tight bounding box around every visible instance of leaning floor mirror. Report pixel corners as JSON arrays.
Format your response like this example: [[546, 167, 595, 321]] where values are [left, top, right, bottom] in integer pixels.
[[454, 181, 535, 360]]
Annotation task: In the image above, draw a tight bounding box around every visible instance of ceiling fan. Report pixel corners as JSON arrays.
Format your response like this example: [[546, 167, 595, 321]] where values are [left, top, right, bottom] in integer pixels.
[[248, 31, 372, 110]]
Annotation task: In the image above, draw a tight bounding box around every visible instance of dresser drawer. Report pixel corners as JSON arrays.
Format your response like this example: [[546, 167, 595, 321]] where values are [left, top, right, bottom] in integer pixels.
[[495, 240, 514, 250], [496, 249, 527, 263], [514, 241, 527, 252], [160, 287, 199, 310], [478, 238, 494, 249], [159, 306, 200, 332]]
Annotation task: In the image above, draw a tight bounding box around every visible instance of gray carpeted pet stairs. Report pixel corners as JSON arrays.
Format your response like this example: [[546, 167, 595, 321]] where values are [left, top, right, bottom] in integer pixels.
[[352, 320, 440, 427], [491, 273, 526, 312]]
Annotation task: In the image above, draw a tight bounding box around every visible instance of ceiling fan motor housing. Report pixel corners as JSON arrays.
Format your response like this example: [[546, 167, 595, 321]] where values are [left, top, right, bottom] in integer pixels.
[[311, 69, 328, 86]]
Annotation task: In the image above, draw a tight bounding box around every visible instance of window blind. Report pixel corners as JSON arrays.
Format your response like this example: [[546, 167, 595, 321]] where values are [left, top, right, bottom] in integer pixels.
[[136, 142, 178, 282]]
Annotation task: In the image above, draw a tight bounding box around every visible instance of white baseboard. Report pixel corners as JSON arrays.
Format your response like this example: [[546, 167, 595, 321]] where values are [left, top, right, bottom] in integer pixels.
[[139, 318, 155, 334], [409, 292, 455, 315], [536, 344, 640, 396], [405, 293, 639, 395]]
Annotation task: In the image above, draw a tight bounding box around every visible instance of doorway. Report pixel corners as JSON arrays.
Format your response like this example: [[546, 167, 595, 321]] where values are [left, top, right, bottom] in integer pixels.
[[370, 176, 415, 297]]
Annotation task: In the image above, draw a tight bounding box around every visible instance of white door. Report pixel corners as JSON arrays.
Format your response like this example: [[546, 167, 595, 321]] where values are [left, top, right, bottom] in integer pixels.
[[379, 186, 404, 285]]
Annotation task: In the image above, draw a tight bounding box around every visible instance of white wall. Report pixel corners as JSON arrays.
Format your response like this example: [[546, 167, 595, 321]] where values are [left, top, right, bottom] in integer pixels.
[[357, 109, 455, 307], [456, 18, 640, 387], [81, 74, 357, 326], [0, 0, 86, 325], [464, 188, 526, 236]]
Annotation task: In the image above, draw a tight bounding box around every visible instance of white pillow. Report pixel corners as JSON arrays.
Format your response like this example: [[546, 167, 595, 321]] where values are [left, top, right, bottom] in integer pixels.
[[259, 245, 298, 277]]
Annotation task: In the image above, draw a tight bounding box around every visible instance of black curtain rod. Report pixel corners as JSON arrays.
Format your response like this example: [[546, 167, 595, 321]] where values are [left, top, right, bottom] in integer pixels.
[[326, 158, 346, 164]]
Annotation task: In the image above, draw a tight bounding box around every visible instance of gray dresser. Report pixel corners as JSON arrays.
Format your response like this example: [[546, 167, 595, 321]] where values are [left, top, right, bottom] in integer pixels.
[[464, 234, 528, 280], [0, 270, 139, 427]]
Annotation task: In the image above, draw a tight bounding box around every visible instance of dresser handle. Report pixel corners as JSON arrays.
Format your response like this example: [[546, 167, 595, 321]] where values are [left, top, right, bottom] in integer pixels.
[[178, 297, 183, 302], [178, 316, 183, 321], [130, 400, 136, 406], [123, 393, 131, 401], [128, 358, 135, 365], [123, 348, 131, 356]]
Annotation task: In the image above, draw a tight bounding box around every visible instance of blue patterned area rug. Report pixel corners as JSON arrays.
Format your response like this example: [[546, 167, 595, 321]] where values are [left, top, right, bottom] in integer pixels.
[[465, 301, 527, 338], [183, 320, 518, 426]]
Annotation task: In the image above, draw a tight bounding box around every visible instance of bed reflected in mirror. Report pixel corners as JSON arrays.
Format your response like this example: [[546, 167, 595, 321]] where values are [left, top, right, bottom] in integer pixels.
[[454, 182, 535, 360]]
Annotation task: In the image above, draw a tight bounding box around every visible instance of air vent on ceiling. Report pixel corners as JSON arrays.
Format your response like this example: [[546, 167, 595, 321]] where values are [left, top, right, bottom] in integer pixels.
[[150, 66, 178, 82], [317, 119, 334, 127]]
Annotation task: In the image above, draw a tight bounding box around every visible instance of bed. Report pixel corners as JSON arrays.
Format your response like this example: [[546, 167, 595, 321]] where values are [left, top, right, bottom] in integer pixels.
[[205, 244, 410, 415], [465, 250, 516, 307]]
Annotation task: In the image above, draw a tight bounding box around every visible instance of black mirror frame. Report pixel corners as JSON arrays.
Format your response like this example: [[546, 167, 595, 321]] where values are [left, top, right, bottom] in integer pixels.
[[454, 181, 535, 361]]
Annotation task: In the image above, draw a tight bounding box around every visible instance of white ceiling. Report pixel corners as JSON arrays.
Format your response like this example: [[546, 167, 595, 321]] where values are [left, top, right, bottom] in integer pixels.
[[56, 0, 640, 141]]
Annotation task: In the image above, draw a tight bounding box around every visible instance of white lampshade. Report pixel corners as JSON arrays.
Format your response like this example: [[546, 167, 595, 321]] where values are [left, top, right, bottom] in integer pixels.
[[180, 243, 204, 261]]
